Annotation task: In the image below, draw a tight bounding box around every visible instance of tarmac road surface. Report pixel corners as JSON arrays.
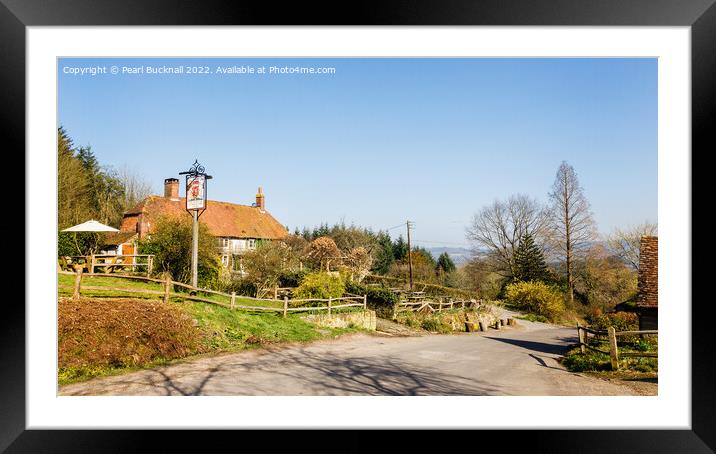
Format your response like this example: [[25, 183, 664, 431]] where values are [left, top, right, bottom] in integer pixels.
[[60, 320, 640, 396]]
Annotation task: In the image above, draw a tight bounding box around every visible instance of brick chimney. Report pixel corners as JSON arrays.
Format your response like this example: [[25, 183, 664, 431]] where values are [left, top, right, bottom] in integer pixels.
[[255, 186, 265, 211], [636, 236, 658, 307], [164, 178, 180, 201]]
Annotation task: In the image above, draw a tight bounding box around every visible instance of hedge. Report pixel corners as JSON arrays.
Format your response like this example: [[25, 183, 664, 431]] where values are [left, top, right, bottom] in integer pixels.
[[345, 281, 399, 318]]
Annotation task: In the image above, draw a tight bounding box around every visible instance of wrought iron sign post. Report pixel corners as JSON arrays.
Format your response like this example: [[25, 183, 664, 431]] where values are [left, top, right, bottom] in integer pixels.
[[179, 160, 213, 288]]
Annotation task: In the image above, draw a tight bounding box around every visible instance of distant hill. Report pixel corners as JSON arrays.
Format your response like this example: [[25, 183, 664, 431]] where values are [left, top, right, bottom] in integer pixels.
[[425, 247, 474, 266]]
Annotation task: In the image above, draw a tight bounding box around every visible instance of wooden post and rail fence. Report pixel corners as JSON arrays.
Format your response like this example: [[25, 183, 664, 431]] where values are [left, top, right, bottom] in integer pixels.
[[395, 297, 482, 314], [59, 270, 368, 318], [59, 254, 155, 275], [576, 324, 658, 371]]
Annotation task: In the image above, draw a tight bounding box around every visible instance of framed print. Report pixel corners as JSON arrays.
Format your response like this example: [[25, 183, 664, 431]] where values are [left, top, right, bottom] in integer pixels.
[[5, 0, 711, 451]]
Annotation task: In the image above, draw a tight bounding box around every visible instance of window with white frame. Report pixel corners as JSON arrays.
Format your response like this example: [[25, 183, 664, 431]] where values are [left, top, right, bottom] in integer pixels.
[[248, 239, 256, 249], [231, 239, 246, 253], [221, 255, 229, 266]]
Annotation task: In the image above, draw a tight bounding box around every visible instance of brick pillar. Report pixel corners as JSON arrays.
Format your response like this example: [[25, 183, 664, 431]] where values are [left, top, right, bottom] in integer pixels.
[[637, 236, 658, 307]]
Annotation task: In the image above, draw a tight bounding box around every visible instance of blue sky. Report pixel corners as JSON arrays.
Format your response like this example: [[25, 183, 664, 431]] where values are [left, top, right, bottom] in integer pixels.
[[58, 58, 657, 247]]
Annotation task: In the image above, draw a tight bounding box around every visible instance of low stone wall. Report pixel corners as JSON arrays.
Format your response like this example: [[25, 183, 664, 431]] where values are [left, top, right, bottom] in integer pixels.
[[303, 310, 376, 331]]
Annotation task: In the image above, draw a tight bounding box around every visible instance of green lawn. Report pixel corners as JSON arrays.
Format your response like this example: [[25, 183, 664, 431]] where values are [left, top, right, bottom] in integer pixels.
[[57, 273, 367, 312], [58, 273, 283, 309]]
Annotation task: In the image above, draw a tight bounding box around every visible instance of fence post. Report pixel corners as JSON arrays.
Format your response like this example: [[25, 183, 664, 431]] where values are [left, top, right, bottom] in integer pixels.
[[274, 285, 278, 300], [328, 297, 332, 315], [90, 255, 95, 274], [231, 291, 236, 310], [163, 273, 171, 304], [608, 326, 619, 371], [72, 267, 83, 300], [577, 324, 586, 354], [147, 255, 153, 276], [363, 294, 367, 310], [283, 296, 288, 318]]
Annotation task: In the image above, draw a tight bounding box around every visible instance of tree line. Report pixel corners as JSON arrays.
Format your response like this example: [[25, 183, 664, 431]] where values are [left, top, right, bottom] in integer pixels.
[[465, 160, 656, 317], [58, 126, 152, 230], [58, 127, 153, 255], [295, 222, 458, 283]]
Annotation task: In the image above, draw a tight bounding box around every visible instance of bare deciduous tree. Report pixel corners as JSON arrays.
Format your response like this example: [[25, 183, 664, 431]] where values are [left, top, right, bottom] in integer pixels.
[[548, 161, 597, 304], [606, 222, 658, 271], [465, 194, 549, 278], [118, 165, 153, 211]]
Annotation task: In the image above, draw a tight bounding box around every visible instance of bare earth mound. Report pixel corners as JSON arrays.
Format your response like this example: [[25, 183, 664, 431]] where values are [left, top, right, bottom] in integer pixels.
[[58, 297, 205, 374]]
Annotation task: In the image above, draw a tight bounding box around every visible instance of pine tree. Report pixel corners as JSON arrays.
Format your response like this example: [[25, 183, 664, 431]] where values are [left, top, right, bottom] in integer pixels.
[[393, 235, 408, 261], [373, 232, 395, 274], [436, 252, 457, 274], [513, 233, 549, 282]]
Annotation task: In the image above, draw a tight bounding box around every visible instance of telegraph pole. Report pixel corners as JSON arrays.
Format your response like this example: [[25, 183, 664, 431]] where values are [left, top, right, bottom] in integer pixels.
[[406, 220, 414, 291]]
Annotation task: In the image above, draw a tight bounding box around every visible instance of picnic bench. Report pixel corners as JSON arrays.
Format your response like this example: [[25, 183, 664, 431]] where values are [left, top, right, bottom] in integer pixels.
[[58, 256, 91, 273]]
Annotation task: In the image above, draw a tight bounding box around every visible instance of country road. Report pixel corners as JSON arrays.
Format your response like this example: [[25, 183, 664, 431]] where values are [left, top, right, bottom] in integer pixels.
[[59, 319, 649, 396]]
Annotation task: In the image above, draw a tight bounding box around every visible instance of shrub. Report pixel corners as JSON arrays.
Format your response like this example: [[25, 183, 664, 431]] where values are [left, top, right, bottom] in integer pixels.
[[58, 231, 100, 256], [278, 269, 308, 288], [589, 311, 639, 332], [504, 280, 565, 321], [138, 215, 220, 286], [293, 272, 345, 300], [345, 281, 399, 318], [217, 278, 258, 297], [420, 316, 453, 334], [240, 241, 300, 296]]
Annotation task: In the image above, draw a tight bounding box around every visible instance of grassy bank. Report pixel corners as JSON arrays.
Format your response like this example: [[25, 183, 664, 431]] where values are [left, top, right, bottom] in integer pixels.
[[561, 338, 658, 373], [58, 297, 361, 385]]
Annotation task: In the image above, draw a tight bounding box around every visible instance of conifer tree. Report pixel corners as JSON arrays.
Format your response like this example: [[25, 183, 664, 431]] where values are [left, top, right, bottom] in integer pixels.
[[436, 252, 457, 274], [513, 233, 549, 283]]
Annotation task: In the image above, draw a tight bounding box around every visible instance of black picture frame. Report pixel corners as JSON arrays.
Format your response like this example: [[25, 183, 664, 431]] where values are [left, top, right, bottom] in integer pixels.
[[5, 0, 709, 451]]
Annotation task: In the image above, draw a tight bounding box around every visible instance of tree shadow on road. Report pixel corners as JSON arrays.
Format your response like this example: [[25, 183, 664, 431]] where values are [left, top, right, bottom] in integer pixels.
[[527, 353, 566, 371], [483, 335, 577, 356], [63, 346, 509, 396], [211, 348, 506, 396], [150, 365, 223, 396]]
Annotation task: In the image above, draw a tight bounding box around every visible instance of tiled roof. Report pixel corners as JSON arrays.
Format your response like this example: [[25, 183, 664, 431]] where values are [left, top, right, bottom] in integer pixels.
[[104, 231, 138, 245], [122, 195, 288, 240]]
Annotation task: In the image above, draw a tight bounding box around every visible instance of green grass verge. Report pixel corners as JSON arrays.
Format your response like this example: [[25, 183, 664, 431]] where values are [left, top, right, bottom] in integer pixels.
[[562, 339, 658, 373], [516, 313, 550, 323], [178, 301, 360, 352]]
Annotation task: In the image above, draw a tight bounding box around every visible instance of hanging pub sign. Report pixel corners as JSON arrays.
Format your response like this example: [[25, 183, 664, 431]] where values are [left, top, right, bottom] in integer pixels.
[[186, 174, 206, 210]]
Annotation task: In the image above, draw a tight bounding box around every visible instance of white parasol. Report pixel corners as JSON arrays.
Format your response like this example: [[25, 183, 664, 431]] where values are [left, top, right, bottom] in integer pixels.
[[61, 220, 119, 256], [62, 220, 119, 232]]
